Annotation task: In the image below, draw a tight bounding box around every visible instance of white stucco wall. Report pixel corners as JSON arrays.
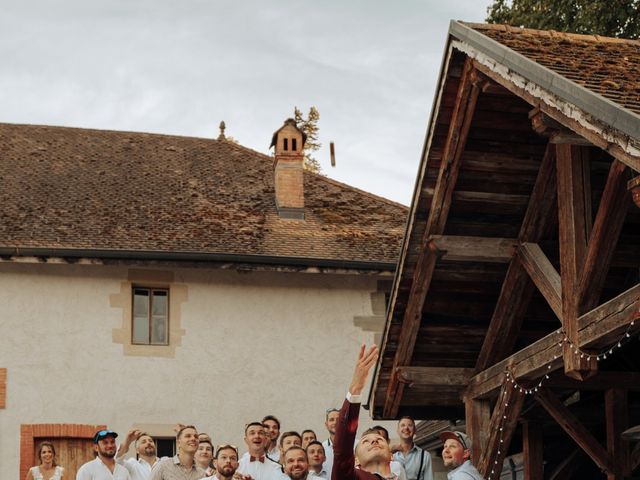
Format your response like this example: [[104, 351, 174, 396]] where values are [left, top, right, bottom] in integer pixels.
[[0, 261, 397, 478]]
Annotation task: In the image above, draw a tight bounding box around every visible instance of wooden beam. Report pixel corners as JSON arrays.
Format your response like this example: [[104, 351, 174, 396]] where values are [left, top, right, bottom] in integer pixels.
[[471, 59, 640, 172], [579, 160, 630, 313], [477, 384, 525, 478], [535, 388, 613, 474], [396, 366, 474, 386], [522, 421, 544, 480], [466, 284, 640, 399], [605, 389, 629, 479], [428, 235, 515, 263], [464, 397, 490, 467], [518, 242, 563, 322], [382, 58, 483, 418], [474, 145, 557, 372], [556, 144, 597, 380], [530, 109, 593, 146]]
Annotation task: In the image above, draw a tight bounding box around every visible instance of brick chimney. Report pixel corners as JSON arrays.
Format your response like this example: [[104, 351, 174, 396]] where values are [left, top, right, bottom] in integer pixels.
[[270, 118, 307, 220]]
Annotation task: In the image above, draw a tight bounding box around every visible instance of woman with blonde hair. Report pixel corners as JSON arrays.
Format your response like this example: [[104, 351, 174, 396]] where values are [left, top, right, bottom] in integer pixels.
[[26, 442, 64, 480]]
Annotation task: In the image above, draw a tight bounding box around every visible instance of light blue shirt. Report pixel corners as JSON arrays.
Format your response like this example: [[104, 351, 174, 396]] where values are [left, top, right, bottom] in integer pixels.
[[446, 460, 484, 480], [393, 445, 433, 480]]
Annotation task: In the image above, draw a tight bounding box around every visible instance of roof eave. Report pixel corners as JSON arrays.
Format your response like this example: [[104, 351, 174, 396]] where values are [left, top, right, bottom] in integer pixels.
[[449, 20, 640, 141]]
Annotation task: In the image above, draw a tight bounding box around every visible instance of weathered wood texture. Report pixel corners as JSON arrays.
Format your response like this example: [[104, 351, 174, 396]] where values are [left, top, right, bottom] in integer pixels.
[[522, 421, 544, 480], [464, 397, 490, 467], [477, 384, 525, 478], [382, 58, 483, 418], [535, 388, 613, 474], [466, 284, 640, 399], [605, 388, 629, 479], [396, 366, 474, 386], [474, 145, 557, 372], [428, 235, 515, 263], [556, 144, 597, 379], [519, 242, 562, 322]]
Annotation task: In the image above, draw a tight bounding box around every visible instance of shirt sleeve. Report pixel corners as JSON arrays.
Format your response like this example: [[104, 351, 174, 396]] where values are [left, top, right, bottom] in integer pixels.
[[421, 451, 434, 480], [331, 398, 360, 480]]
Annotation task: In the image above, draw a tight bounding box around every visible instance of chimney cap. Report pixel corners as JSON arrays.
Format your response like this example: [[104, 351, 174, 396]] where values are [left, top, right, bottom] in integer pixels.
[[270, 118, 307, 149]]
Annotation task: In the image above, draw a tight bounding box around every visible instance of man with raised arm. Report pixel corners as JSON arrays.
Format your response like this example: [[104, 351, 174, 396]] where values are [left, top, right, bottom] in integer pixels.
[[116, 430, 160, 480], [332, 344, 396, 480]]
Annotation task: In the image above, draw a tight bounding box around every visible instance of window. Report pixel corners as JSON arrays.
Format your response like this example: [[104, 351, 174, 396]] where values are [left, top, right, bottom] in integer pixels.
[[132, 288, 169, 345], [292, 138, 297, 151], [283, 138, 289, 151]]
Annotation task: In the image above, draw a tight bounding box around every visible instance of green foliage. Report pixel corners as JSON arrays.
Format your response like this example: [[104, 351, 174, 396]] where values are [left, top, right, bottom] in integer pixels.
[[486, 0, 640, 39], [294, 106, 323, 173]]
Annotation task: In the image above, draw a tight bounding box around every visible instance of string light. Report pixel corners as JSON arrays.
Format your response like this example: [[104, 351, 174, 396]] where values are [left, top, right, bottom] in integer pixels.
[[486, 321, 638, 480]]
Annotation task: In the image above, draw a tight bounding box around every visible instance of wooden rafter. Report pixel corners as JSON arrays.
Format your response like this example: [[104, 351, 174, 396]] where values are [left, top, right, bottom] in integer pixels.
[[471, 59, 640, 172], [395, 366, 473, 386], [477, 384, 525, 478], [427, 235, 515, 263], [464, 397, 490, 466], [518, 242, 562, 322], [579, 159, 630, 313], [535, 388, 613, 474], [474, 144, 557, 372], [382, 58, 484, 418], [466, 284, 640, 399], [556, 144, 597, 379]]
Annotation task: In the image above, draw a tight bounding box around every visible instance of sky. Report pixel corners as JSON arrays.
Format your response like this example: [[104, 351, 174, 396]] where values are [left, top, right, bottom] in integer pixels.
[[0, 0, 490, 205]]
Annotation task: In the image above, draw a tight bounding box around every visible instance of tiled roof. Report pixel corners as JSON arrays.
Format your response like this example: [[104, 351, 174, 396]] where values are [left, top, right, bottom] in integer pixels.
[[466, 23, 640, 114], [0, 123, 406, 266]]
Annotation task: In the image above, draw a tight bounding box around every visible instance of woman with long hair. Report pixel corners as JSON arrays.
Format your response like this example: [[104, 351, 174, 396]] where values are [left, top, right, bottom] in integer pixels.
[[26, 442, 64, 480]]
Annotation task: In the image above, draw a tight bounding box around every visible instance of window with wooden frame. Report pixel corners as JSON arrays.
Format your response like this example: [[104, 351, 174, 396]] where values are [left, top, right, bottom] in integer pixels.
[[132, 287, 169, 345]]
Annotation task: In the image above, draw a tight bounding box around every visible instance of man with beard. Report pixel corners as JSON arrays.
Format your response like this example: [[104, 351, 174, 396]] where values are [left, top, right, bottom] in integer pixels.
[[77, 429, 131, 480], [332, 344, 397, 480], [150, 425, 204, 480], [439, 432, 483, 480], [282, 447, 310, 480], [116, 430, 160, 480], [204, 445, 240, 480]]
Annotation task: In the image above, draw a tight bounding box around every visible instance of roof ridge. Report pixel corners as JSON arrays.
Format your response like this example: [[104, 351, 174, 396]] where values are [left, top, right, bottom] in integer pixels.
[[460, 21, 640, 45]]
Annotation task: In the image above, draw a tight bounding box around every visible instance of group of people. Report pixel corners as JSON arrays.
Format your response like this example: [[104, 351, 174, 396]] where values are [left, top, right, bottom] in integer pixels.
[[29, 345, 484, 480]]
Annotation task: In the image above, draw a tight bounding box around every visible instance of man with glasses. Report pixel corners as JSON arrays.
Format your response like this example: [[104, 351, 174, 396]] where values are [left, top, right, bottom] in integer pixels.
[[77, 429, 131, 480], [204, 445, 240, 480], [116, 429, 160, 480]]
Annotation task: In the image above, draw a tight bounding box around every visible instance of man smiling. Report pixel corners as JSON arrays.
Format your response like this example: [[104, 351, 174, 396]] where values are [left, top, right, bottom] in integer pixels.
[[77, 429, 130, 480], [439, 432, 483, 480], [150, 425, 204, 480], [282, 447, 310, 480]]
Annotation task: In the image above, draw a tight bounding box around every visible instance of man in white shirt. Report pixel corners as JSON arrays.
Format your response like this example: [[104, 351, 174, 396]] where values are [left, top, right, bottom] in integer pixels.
[[263, 416, 282, 463], [77, 429, 131, 480], [321, 409, 339, 477], [116, 429, 160, 480], [305, 441, 328, 479], [393, 418, 433, 480], [237, 422, 281, 480]]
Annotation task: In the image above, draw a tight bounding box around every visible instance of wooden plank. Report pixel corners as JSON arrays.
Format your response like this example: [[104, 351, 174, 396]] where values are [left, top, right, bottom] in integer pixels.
[[466, 284, 640, 399], [518, 242, 563, 322], [464, 397, 490, 467], [522, 421, 544, 480], [382, 58, 483, 418], [535, 388, 613, 474], [477, 384, 525, 478], [605, 388, 629, 479], [471, 59, 640, 172], [474, 145, 557, 372], [396, 366, 474, 386], [579, 160, 630, 313], [556, 144, 597, 380], [428, 235, 516, 263]]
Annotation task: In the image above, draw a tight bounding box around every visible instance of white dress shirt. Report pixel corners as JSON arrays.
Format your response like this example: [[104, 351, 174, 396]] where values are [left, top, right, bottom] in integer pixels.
[[117, 456, 160, 480], [76, 457, 131, 480], [320, 439, 333, 478], [237, 453, 281, 480]]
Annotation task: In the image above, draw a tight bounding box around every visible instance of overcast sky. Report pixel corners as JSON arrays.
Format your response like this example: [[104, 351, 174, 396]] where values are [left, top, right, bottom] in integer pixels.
[[0, 1, 489, 205]]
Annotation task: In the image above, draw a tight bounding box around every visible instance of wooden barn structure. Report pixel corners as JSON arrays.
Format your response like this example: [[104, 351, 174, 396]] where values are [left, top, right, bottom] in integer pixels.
[[369, 22, 640, 479]]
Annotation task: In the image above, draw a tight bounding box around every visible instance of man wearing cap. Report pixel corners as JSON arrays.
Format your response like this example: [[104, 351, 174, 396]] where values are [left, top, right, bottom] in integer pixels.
[[77, 430, 131, 480], [440, 431, 484, 480], [332, 344, 397, 480]]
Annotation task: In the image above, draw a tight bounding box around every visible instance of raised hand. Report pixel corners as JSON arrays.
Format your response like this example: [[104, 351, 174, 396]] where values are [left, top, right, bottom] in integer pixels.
[[348, 344, 379, 396]]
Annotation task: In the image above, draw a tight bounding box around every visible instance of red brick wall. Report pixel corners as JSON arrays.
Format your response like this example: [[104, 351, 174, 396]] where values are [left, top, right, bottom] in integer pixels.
[[0, 368, 6, 409], [20, 423, 105, 480]]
